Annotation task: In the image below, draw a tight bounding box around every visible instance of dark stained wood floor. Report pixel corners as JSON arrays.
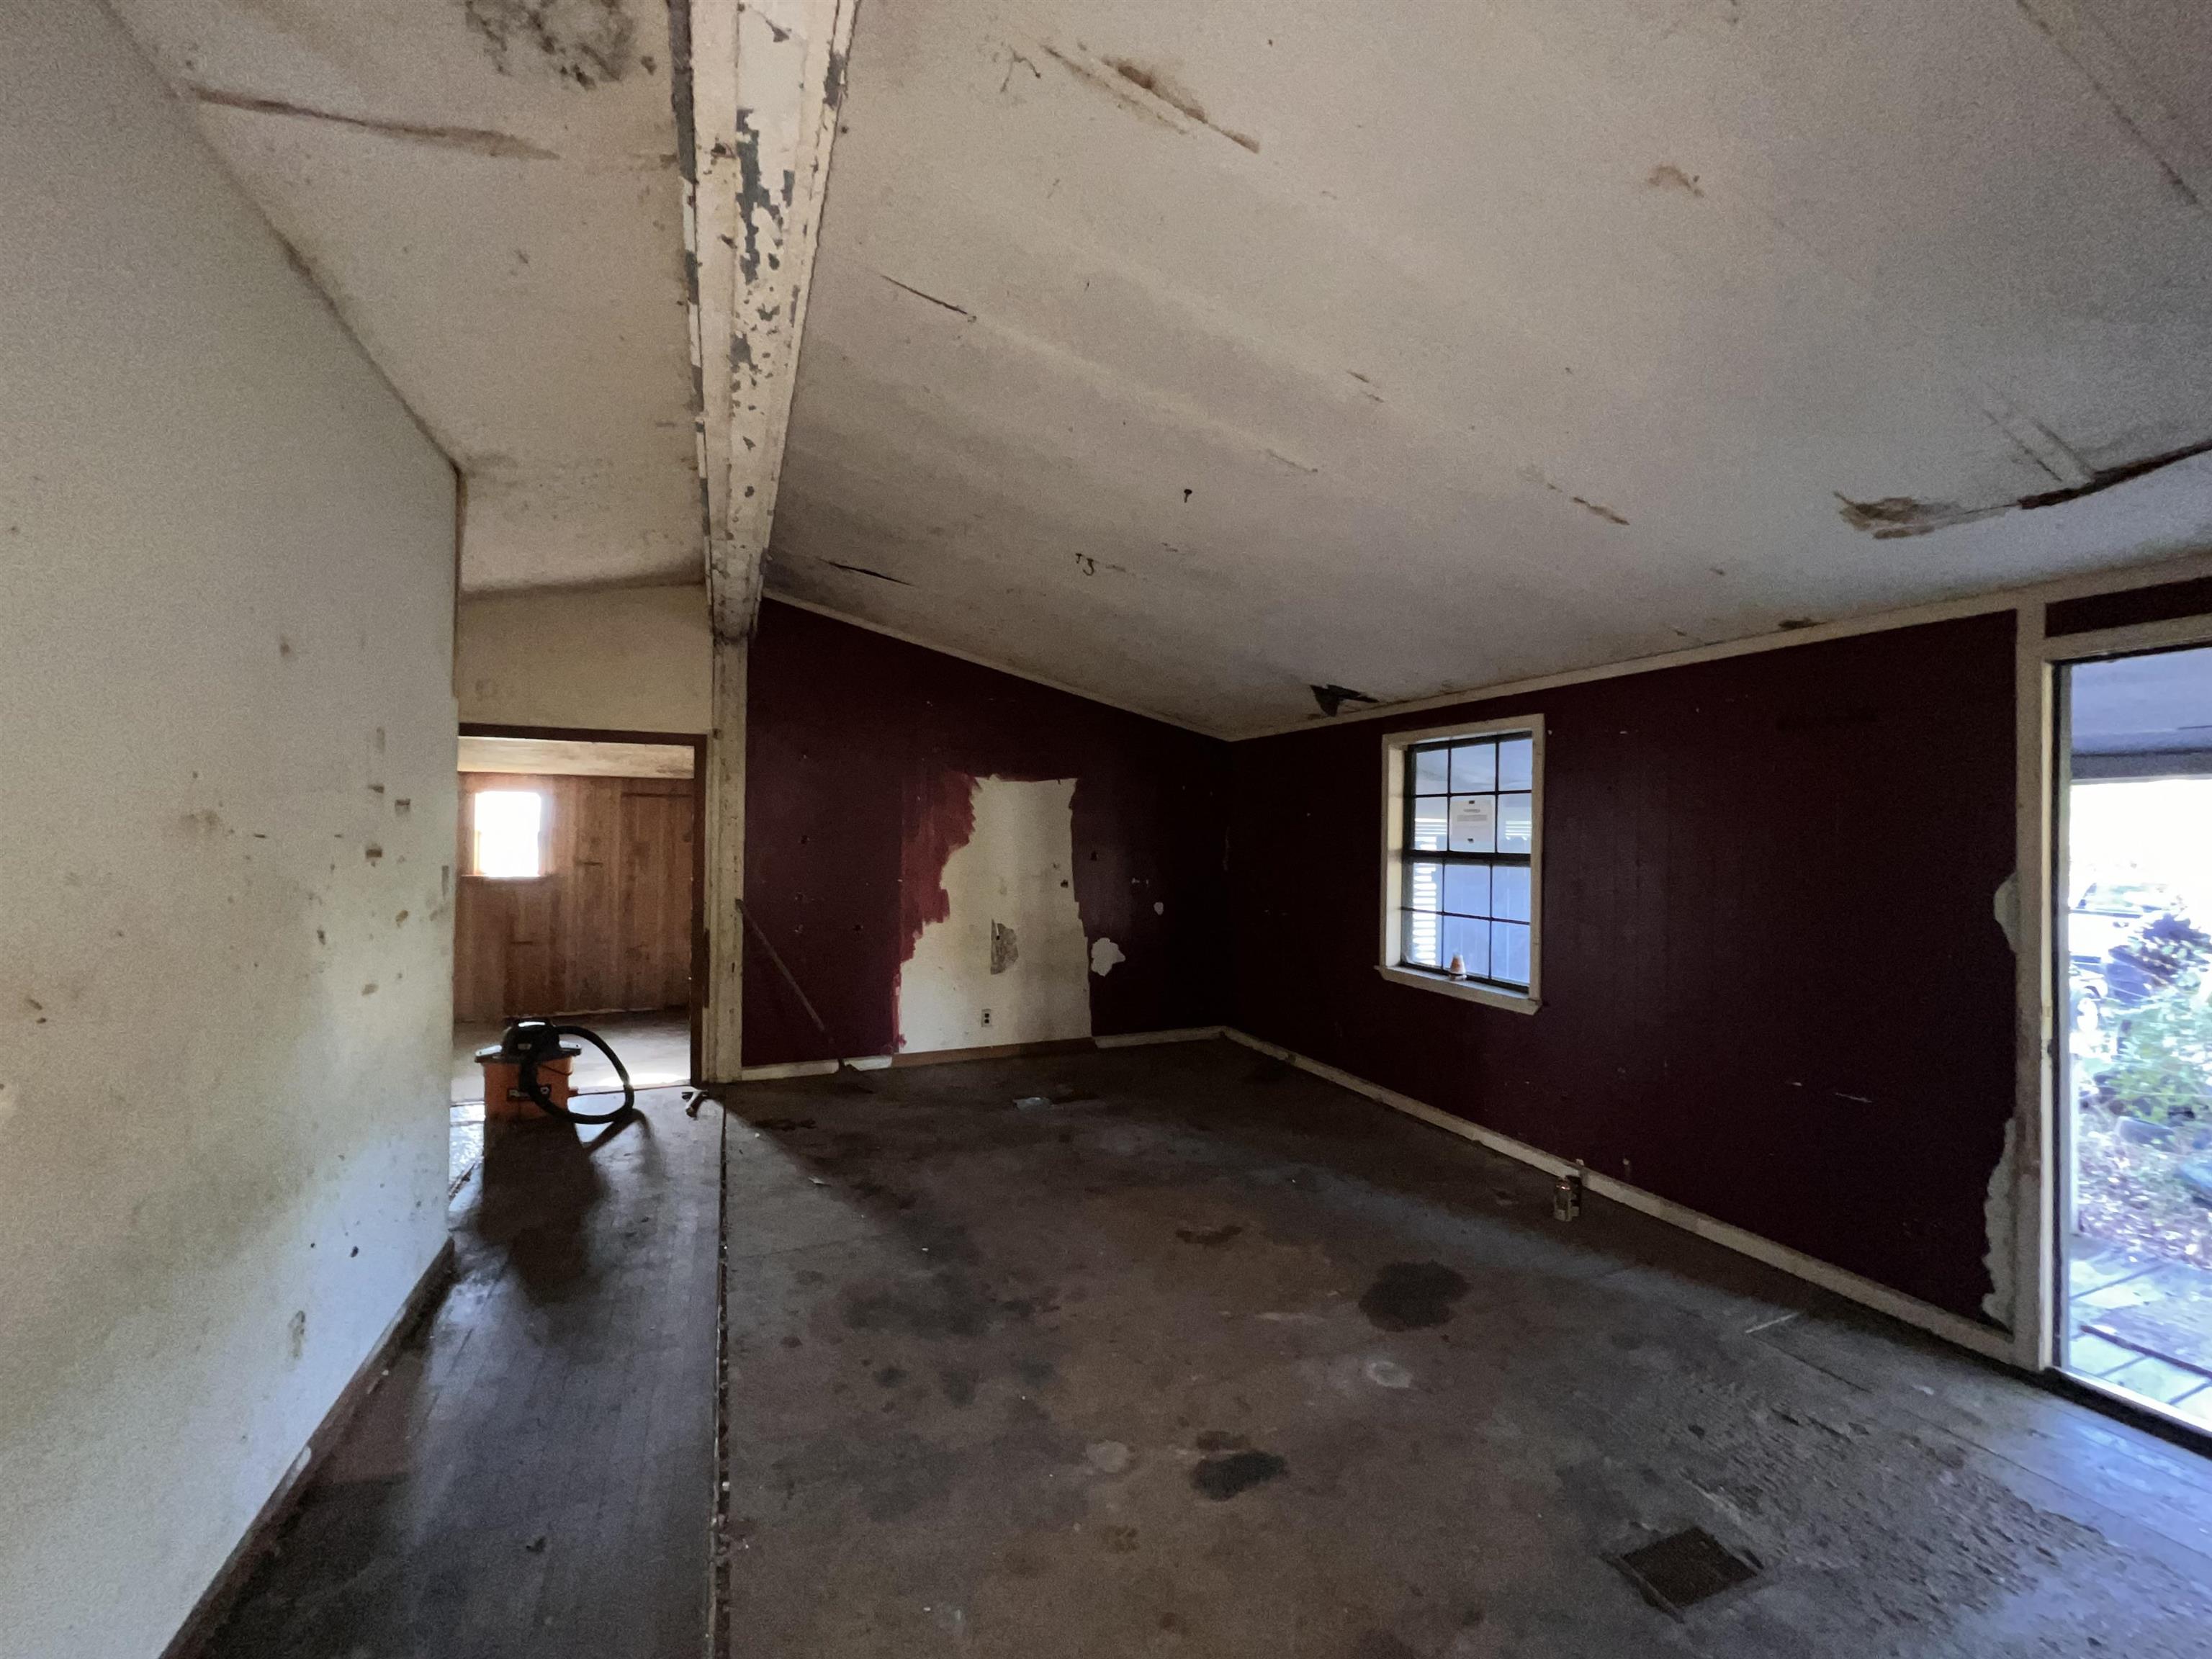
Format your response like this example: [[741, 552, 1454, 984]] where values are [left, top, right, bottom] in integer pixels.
[[199, 1089, 718, 1659]]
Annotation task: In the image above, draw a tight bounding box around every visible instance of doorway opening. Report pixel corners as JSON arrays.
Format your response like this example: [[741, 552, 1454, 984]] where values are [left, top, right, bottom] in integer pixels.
[[2057, 642, 2212, 1432], [450, 724, 706, 1185]]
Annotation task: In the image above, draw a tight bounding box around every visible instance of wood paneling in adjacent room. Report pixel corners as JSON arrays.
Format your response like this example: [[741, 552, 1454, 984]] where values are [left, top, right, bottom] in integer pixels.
[[454, 771, 696, 1022]]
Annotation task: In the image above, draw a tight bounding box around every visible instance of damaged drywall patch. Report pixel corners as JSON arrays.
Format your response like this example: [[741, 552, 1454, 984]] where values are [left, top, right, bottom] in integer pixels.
[[1528, 467, 1629, 526], [1089, 937, 1125, 976], [1992, 871, 2021, 953], [187, 86, 559, 159], [1645, 163, 1704, 197], [1310, 684, 1378, 718], [1982, 1118, 2019, 1328], [879, 274, 974, 318], [899, 777, 1091, 1052], [822, 559, 913, 585], [464, 0, 636, 86], [1105, 57, 1259, 151], [1041, 45, 1259, 152], [1835, 493, 1995, 539], [1838, 435, 2212, 539]]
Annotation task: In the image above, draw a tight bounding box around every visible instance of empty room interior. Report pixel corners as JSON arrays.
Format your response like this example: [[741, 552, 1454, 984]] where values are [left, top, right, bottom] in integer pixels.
[[17, 1, 2212, 1655]]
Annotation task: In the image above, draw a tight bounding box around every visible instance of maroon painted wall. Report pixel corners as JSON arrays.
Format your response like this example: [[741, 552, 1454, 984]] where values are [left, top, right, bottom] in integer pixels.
[[743, 601, 1229, 1065], [1229, 613, 2020, 1323]]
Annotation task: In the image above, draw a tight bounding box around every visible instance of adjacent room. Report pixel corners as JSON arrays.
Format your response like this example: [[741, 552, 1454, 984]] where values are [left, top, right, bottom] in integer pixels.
[[449, 731, 701, 1183], [9, 2, 2212, 1657]]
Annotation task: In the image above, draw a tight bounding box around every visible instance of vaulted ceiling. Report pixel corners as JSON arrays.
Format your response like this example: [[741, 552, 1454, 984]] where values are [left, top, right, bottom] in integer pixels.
[[115, 0, 2212, 736], [109, 0, 701, 593]]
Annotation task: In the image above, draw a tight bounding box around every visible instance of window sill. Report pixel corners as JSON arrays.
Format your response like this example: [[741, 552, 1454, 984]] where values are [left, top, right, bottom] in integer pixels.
[[1375, 963, 1539, 1014]]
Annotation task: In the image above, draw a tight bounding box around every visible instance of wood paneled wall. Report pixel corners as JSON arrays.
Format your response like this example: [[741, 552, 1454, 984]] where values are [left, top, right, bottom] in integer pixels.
[[742, 600, 1231, 1066], [454, 771, 696, 1022], [1228, 614, 2019, 1324]]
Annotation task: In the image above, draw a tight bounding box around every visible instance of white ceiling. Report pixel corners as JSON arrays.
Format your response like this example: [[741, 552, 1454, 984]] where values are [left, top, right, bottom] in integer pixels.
[[109, 0, 703, 593], [769, 0, 2212, 733], [110, 0, 2212, 737]]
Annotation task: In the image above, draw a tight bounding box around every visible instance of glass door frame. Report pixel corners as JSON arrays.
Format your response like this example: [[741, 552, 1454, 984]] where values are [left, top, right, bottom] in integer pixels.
[[2035, 611, 2212, 1421]]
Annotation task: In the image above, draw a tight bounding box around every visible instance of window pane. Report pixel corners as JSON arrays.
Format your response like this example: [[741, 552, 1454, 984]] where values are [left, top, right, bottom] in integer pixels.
[[1448, 794, 1496, 853], [1406, 859, 1444, 914], [1443, 915, 1490, 980], [1449, 742, 1496, 793], [1412, 746, 1449, 794], [1498, 735, 1534, 791], [474, 791, 543, 878], [1403, 910, 1442, 968], [1490, 921, 1531, 986], [1442, 861, 1491, 917], [1491, 863, 1532, 922], [1498, 792, 1533, 855], [1411, 796, 1447, 851]]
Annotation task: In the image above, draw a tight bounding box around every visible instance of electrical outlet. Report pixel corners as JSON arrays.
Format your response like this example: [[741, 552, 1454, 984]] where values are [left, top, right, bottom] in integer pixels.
[[981, 1007, 992, 1027]]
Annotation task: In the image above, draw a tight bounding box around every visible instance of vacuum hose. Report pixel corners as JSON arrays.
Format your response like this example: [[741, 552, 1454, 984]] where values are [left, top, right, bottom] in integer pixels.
[[501, 1018, 636, 1125]]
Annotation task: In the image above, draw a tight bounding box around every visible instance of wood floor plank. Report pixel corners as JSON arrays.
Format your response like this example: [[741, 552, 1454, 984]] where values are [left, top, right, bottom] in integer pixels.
[[195, 1089, 718, 1659]]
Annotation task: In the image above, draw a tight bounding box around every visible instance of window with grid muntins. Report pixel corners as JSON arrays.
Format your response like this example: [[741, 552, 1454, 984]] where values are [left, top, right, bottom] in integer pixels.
[[1399, 731, 1535, 989]]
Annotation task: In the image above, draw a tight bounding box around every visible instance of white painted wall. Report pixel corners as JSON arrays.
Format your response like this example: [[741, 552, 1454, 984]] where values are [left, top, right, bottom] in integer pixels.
[[0, 7, 457, 1655], [899, 778, 1093, 1052], [455, 583, 713, 734]]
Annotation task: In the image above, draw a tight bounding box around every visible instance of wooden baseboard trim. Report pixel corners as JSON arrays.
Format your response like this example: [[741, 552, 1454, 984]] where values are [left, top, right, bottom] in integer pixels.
[[734, 1024, 1231, 1081], [889, 1036, 1095, 1067], [1221, 1028, 2015, 1367], [159, 1237, 457, 1659], [1094, 1025, 1226, 1048]]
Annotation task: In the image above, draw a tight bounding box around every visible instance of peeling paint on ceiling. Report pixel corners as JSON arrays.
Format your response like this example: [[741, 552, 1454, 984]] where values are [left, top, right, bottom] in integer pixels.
[[104, 0, 2212, 737], [109, 0, 702, 593], [768, 0, 2212, 733]]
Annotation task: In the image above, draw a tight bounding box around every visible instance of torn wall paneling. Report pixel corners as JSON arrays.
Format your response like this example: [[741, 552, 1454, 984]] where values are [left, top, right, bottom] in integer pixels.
[[454, 772, 695, 1020], [740, 601, 1229, 1066]]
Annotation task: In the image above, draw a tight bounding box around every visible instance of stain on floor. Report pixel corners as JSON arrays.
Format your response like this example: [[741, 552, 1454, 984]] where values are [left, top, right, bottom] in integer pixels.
[[199, 1043, 2212, 1658], [719, 1040, 2212, 1657], [1357, 1260, 1472, 1330], [1190, 1447, 1288, 1500]]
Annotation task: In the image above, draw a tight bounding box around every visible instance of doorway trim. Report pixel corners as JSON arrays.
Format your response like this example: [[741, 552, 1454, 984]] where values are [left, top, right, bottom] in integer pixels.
[[2020, 609, 2212, 1379], [458, 721, 711, 1087]]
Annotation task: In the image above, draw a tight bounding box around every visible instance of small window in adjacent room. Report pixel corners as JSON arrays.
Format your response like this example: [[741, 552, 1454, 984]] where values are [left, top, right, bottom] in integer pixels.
[[472, 789, 544, 878], [1381, 717, 1542, 1010]]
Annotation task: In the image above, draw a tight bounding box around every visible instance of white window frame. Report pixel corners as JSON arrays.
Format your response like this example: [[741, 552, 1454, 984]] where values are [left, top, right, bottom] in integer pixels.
[[1377, 714, 1545, 1013]]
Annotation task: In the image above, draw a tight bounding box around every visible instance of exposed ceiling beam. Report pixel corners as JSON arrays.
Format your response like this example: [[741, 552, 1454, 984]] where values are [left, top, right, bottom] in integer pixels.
[[678, 0, 858, 641]]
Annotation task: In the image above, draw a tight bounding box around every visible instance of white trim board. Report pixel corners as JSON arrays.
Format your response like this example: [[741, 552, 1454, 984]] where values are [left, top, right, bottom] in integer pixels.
[[2020, 608, 2212, 1375], [760, 592, 1222, 739], [1094, 1025, 1225, 1049], [1231, 549, 2212, 743], [768, 552, 2212, 747], [734, 1025, 1226, 1080], [1221, 1028, 2016, 1366]]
